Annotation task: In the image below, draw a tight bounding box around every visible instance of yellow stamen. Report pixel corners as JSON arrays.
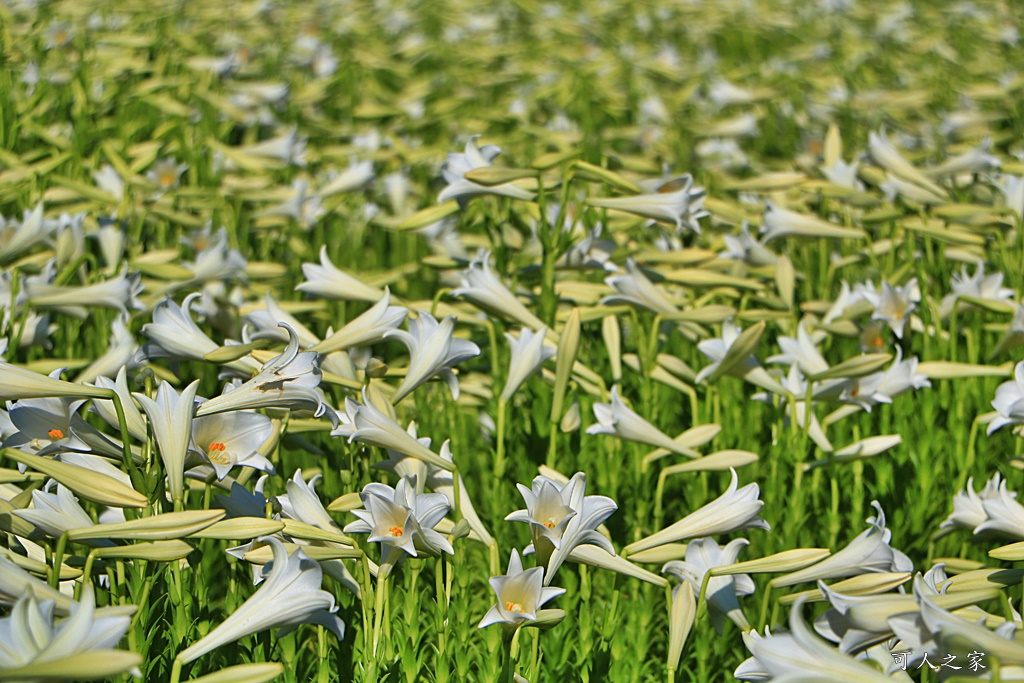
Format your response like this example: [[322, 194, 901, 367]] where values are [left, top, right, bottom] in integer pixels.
[[389, 526, 403, 537], [543, 520, 556, 529], [209, 442, 226, 452], [505, 601, 524, 613], [48, 429, 64, 440]]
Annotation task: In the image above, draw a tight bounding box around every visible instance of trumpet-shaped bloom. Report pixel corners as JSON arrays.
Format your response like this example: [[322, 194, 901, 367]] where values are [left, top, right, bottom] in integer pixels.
[[501, 327, 556, 401], [766, 322, 830, 377], [344, 475, 453, 567], [506, 472, 617, 582], [314, 288, 408, 354], [137, 294, 221, 363], [438, 136, 535, 205], [663, 538, 753, 633], [941, 473, 1007, 533], [720, 223, 778, 267], [478, 550, 565, 629], [588, 175, 706, 234], [191, 411, 275, 480], [976, 480, 1024, 539], [319, 159, 374, 196], [278, 470, 341, 533], [24, 265, 143, 318], [334, 389, 453, 471], [451, 253, 546, 330], [146, 157, 188, 194], [988, 361, 1024, 435], [771, 502, 912, 587], [4, 392, 90, 455], [196, 325, 330, 421], [625, 470, 768, 555], [296, 245, 383, 303], [0, 204, 58, 265], [74, 314, 138, 384], [135, 380, 200, 505], [245, 293, 321, 348], [601, 258, 679, 315], [90, 366, 149, 443], [384, 311, 481, 403], [177, 537, 343, 664], [586, 386, 698, 458], [847, 347, 930, 408], [820, 158, 863, 191], [184, 227, 248, 285], [735, 597, 896, 683], [940, 263, 1014, 318], [0, 586, 136, 675], [13, 485, 102, 541], [860, 279, 919, 340], [256, 179, 325, 230]]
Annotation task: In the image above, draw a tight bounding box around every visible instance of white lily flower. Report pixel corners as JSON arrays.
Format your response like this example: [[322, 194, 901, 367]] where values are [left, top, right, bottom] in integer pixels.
[[296, 245, 384, 303], [0, 586, 137, 676], [914, 581, 1024, 666], [977, 480, 1024, 539], [13, 485, 103, 541], [240, 127, 307, 167], [0, 204, 58, 264], [278, 470, 340, 533], [941, 473, 1009, 533], [626, 470, 768, 554], [586, 386, 698, 458], [195, 325, 330, 422], [24, 265, 143, 317], [556, 225, 618, 271], [588, 175, 706, 234], [771, 502, 912, 587], [736, 597, 897, 683], [176, 537, 344, 664], [867, 130, 945, 197], [663, 538, 753, 633], [314, 288, 408, 354], [245, 293, 321, 347], [720, 223, 778, 267], [4, 389, 91, 455], [451, 252, 546, 330], [925, 137, 1000, 178], [939, 263, 1014, 318], [997, 174, 1024, 218], [760, 202, 864, 242], [90, 366, 149, 443], [191, 411, 275, 480], [601, 258, 679, 315], [134, 380, 200, 506], [820, 158, 863, 191], [988, 361, 1024, 435], [879, 172, 947, 205], [335, 389, 454, 471], [256, 179, 325, 230], [506, 472, 617, 582], [501, 327, 556, 401], [91, 223, 125, 270], [478, 550, 565, 630], [137, 294, 237, 366], [319, 159, 374, 196], [184, 227, 248, 284], [0, 555, 72, 612], [859, 279, 919, 340], [767, 322, 830, 377], [146, 157, 188, 194], [708, 79, 757, 107], [848, 347, 930, 408], [75, 314, 138, 384], [384, 311, 481, 403], [92, 165, 124, 201], [344, 474, 453, 568], [438, 136, 535, 205]]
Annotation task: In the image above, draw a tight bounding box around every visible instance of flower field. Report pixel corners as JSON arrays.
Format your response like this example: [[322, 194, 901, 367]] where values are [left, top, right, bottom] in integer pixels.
[[3, 0, 1024, 681]]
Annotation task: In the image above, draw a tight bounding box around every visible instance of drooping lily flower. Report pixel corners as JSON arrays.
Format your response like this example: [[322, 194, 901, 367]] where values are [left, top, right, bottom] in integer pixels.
[[663, 538, 753, 633], [384, 311, 481, 403], [195, 325, 331, 422], [586, 386, 699, 458], [176, 538, 344, 664], [451, 252, 546, 330], [438, 136, 535, 205], [296, 245, 384, 303], [314, 288, 408, 354], [501, 327, 556, 401]]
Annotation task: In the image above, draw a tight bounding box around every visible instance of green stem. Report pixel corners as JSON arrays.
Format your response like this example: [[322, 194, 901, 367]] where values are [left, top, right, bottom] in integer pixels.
[[50, 532, 69, 589], [170, 658, 182, 683], [495, 397, 508, 480]]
